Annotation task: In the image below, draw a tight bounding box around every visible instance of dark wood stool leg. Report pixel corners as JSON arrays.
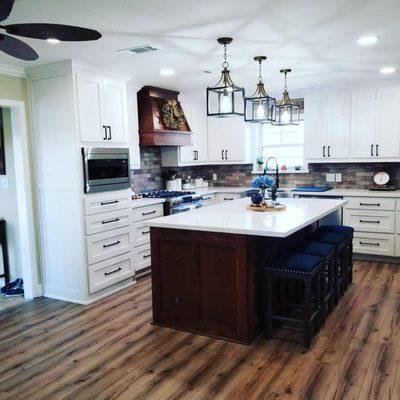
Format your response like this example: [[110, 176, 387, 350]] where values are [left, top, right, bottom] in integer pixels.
[[348, 236, 353, 284], [266, 274, 273, 339], [328, 257, 335, 312], [333, 252, 340, 305], [315, 271, 322, 331], [304, 279, 312, 348]]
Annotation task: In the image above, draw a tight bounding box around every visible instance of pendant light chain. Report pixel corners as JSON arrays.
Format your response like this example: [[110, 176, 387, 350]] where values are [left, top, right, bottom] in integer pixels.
[[258, 59, 263, 83], [222, 43, 229, 69], [284, 70, 288, 92]]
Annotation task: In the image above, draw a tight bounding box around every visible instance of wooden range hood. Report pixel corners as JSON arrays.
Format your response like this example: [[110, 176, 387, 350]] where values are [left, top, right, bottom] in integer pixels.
[[137, 86, 192, 146]]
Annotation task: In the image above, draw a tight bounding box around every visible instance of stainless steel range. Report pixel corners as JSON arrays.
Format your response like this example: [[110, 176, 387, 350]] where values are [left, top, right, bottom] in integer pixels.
[[142, 191, 204, 214]]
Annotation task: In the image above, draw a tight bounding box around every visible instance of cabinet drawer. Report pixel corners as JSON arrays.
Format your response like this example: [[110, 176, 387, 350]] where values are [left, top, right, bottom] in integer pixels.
[[132, 204, 163, 222], [344, 197, 395, 211], [133, 244, 151, 272], [132, 222, 150, 247], [84, 190, 131, 216], [343, 209, 395, 233], [86, 227, 132, 265], [216, 193, 241, 202], [85, 208, 132, 235], [354, 232, 395, 256], [88, 253, 134, 294]]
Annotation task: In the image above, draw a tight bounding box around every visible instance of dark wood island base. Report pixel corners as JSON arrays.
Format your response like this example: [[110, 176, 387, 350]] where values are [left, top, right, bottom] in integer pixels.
[[150, 226, 310, 344]]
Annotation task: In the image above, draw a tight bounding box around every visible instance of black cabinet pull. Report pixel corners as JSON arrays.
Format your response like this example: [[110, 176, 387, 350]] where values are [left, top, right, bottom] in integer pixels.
[[360, 202, 380, 206], [359, 241, 380, 246], [327, 145, 331, 157], [102, 240, 121, 248], [195, 151, 198, 160], [225, 150, 228, 160], [101, 200, 119, 206], [221, 150, 225, 160], [323, 146, 326, 157], [371, 144, 374, 156], [224, 197, 234, 201], [142, 230, 150, 235], [102, 125, 107, 140], [359, 219, 380, 224], [102, 218, 120, 225], [107, 126, 112, 140], [376, 144, 379, 157], [143, 254, 151, 259], [142, 210, 156, 216], [104, 267, 122, 276]]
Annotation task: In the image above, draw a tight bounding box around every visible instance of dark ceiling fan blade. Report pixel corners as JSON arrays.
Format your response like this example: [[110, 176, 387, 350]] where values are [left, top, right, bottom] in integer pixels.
[[5, 23, 102, 41], [0, 33, 38, 61], [0, 0, 14, 22]]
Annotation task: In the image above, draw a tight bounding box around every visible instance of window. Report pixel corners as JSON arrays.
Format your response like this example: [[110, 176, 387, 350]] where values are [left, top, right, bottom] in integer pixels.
[[258, 121, 306, 172]]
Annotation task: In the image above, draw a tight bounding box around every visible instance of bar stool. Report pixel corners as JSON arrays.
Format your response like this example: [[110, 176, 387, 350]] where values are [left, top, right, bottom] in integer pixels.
[[265, 253, 324, 348], [316, 225, 354, 287], [297, 241, 336, 322], [311, 232, 347, 304]]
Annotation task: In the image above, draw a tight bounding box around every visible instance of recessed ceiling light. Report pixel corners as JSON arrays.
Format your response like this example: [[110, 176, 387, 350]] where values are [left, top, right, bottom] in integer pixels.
[[357, 36, 379, 46], [46, 38, 60, 44], [380, 66, 396, 74], [160, 68, 175, 76]]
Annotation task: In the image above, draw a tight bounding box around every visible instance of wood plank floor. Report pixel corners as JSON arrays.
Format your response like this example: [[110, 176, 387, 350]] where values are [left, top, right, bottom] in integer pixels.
[[0, 261, 399, 400]]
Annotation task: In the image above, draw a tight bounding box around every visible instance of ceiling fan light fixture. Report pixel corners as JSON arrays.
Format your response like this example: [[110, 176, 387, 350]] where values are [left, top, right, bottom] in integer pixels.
[[206, 37, 245, 117], [272, 69, 300, 126], [245, 56, 276, 123]]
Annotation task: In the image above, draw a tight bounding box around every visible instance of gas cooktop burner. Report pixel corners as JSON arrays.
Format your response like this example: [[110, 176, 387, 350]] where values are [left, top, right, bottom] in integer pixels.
[[142, 190, 196, 199]]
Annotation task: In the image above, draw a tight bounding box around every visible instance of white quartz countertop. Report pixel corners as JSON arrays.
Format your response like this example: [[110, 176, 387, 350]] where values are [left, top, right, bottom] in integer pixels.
[[145, 197, 347, 238], [131, 198, 165, 208], [194, 187, 255, 195], [292, 188, 400, 198]]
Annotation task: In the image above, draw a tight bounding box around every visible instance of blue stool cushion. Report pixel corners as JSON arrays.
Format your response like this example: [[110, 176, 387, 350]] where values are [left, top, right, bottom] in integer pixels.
[[317, 225, 354, 236], [266, 253, 323, 275], [312, 232, 347, 246], [300, 241, 335, 258]]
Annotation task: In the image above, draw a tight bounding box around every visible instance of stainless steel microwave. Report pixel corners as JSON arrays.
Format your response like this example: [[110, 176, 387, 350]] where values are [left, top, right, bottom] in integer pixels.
[[82, 148, 130, 193]]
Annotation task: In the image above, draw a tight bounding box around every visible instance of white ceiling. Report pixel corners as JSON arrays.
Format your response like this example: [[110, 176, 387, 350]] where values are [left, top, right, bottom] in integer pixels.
[[2, 0, 400, 97]]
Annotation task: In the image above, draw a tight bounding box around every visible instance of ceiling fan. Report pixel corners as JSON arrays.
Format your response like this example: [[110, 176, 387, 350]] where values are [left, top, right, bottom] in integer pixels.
[[0, 0, 101, 61]]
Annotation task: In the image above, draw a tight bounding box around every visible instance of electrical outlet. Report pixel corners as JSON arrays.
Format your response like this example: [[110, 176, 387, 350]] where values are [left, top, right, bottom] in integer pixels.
[[213, 173, 217, 181], [336, 173, 342, 183], [326, 173, 335, 183]]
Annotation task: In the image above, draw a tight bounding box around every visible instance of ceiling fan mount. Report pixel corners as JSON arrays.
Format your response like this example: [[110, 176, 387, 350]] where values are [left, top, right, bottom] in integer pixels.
[[0, 0, 101, 61]]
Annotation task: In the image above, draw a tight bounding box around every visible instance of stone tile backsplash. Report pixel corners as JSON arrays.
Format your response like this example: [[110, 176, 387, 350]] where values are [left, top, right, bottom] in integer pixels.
[[131, 147, 400, 193]]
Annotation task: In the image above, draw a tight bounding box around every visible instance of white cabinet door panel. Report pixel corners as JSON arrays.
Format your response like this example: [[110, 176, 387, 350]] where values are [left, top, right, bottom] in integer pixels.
[[350, 89, 376, 158], [328, 92, 350, 159]]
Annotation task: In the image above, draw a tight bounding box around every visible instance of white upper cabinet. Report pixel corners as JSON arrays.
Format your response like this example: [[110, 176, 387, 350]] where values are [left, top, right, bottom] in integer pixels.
[[77, 73, 128, 144], [77, 74, 105, 142], [375, 87, 400, 158], [304, 94, 328, 159], [127, 85, 141, 169], [350, 89, 377, 158], [328, 92, 350, 159], [207, 116, 247, 162]]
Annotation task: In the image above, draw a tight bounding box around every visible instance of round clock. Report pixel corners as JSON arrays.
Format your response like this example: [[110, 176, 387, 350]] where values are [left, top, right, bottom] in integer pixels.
[[373, 171, 390, 186]]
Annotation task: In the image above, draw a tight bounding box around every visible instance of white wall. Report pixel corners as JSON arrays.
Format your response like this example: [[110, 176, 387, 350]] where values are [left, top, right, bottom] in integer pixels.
[[0, 108, 21, 280]]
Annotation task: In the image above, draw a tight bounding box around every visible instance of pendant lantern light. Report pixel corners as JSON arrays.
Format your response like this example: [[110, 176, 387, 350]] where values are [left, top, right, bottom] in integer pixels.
[[206, 37, 245, 117], [272, 69, 300, 125], [244, 56, 276, 123]]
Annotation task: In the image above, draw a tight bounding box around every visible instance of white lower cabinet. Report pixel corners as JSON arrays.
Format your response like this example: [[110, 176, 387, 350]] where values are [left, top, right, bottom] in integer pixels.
[[343, 196, 396, 256], [132, 202, 164, 275], [88, 253, 134, 294]]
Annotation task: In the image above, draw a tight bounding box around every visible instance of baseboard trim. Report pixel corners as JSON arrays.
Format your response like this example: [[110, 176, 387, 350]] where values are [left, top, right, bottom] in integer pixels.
[[353, 254, 400, 264]]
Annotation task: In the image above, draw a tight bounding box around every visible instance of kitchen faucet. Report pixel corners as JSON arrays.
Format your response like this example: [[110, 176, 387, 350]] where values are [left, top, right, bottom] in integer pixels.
[[264, 157, 280, 189]]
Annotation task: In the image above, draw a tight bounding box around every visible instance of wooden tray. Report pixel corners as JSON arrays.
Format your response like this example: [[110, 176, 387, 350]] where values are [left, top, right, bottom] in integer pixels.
[[247, 204, 286, 212]]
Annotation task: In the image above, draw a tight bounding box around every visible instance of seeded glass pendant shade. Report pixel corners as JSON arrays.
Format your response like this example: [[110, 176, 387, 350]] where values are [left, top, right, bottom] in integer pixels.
[[207, 37, 245, 117], [272, 69, 300, 126], [245, 56, 276, 123]]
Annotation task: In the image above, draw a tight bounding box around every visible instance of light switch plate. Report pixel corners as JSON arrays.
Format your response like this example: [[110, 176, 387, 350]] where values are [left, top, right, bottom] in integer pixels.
[[213, 173, 217, 181], [326, 173, 335, 183], [336, 173, 342, 183]]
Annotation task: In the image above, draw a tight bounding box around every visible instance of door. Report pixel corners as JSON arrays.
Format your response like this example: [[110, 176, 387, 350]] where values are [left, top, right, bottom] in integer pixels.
[[350, 89, 376, 158], [103, 79, 127, 143], [304, 94, 328, 159], [207, 117, 228, 162], [328, 92, 350, 159], [77, 74, 105, 143], [376, 87, 400, 158]]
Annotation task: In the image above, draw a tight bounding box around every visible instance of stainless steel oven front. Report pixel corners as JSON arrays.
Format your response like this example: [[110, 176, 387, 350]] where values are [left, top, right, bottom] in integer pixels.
[[82, 147, 130, 193]]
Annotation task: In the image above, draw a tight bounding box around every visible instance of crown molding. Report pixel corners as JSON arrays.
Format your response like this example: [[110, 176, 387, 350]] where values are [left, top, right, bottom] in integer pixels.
[[0, 63, 26, 78]]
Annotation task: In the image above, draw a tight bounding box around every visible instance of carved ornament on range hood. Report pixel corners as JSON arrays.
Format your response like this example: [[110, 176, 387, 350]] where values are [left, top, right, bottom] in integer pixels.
[[137, 86, 192, 147]]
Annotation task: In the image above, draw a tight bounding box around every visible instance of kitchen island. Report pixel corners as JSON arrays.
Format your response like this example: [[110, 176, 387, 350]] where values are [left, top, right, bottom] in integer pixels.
[[145, 197, 347, 344]]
